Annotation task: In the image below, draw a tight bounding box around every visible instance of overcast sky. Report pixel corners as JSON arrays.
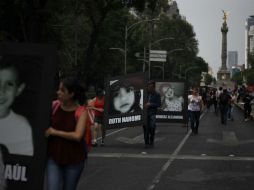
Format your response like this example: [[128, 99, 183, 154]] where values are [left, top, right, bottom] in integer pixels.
[[175, 0, 254, 76]]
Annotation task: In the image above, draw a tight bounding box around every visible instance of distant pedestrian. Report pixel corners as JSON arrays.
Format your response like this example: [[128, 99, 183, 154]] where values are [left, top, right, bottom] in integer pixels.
[[88, 88, 105, 147], [143, 80, 161, 148], [219, 89, 231, 125], [211, 89, 218, 115], [228, 90, 236, 121], [243, 90, 254, 121], [188, 87, 204, 135]]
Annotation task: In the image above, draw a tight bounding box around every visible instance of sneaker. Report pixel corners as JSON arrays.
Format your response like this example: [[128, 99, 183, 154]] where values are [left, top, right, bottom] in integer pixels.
[[244, 118, 249, 122], [100, 142, 105, 147]]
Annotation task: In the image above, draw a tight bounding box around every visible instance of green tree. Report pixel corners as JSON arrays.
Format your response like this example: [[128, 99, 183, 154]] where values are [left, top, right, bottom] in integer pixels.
[[248, 51, 254, 68], [204, 73, 213, 85], [244, 69, 254, 85], [0, 0, 49, 42], [232, 72, 243, 86]]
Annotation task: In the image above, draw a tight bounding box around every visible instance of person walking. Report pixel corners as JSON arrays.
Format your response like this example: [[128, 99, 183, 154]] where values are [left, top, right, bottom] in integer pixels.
[[211, 89, 218, 115], [228, 90, 236, 121], [45, 76, 88, 190], [88, 88, 105, 147], [218, 89, 231, 125], [243, 90, 254, 121], [143, 80, 161, 148], [188, 87, 204, 135]]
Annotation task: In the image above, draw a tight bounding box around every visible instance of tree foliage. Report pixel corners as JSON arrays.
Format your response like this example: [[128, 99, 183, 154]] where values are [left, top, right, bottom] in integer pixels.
[[0, 0, 208, 88], [204, 73, 213, 85]]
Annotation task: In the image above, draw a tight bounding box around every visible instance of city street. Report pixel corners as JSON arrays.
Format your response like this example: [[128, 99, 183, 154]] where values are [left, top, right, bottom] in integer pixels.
[[77, 106, 254, 190]]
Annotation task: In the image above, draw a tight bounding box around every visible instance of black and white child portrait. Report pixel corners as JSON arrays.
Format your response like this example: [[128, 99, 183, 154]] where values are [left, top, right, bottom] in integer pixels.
[[109, 77, 143, 115], [0, 56, 34, 156], [157, 82, 184, 112]]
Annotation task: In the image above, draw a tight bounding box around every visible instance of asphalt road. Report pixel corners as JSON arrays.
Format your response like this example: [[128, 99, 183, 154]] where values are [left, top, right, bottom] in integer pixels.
[[77, 106, 254, 190]]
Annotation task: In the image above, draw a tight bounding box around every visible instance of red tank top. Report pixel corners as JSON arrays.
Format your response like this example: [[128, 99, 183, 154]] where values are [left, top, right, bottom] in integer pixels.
[[94, 96, 105, 117], [48, 107, 86, 165]]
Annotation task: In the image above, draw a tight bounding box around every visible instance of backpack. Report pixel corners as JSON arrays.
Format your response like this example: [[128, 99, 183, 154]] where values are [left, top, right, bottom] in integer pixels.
[[219, 93, 229, 105]]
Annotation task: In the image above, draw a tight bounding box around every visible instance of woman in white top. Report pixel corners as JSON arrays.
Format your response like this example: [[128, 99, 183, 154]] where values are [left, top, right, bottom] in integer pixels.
[[188, 88, 204, 135]]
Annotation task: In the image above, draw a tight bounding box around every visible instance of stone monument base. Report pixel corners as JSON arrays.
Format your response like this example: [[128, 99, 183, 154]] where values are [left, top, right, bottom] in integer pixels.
[[217, 69, 230, 81], [216, 69, 235, 90], [216, 79, 235, 90]]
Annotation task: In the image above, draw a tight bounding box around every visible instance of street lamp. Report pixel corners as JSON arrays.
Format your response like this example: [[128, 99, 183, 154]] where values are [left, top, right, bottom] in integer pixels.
[[168, 48, 184, 54], [150, 37, 175, 47], [109, 48, 125, 55], [124, 18, 159, 74]]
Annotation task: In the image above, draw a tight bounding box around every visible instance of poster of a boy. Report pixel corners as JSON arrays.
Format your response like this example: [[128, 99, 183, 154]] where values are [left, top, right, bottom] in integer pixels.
[[0, 56, 34, 156]]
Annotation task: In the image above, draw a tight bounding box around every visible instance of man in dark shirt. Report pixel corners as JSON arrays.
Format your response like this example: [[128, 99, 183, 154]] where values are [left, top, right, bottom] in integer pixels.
[[143, 80, 161, 148], [219, 89, 231, 125], [243, 90, 254, 121]]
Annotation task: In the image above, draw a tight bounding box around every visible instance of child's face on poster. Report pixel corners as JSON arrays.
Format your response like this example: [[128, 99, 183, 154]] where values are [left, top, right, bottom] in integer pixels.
[[164, 87, 174, 99], [113, 87, 135, 113], [0, 68, 25, 117]]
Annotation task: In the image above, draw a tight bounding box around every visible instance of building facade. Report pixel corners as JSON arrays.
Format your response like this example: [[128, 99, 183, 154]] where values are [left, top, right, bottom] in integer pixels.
[[245, 15, 254, 69], [228, 51, 238, 76]]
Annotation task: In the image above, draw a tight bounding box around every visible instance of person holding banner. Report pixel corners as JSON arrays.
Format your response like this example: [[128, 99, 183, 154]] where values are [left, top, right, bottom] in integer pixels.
[[45, 77, 88, 190], [0, 56, 34, 156], [143, 80, 161, 148]]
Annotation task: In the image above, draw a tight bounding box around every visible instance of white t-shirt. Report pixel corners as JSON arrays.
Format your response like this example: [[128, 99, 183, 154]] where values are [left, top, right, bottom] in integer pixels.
[[0, 110, 34, 156], [188, 95, 202, 111]]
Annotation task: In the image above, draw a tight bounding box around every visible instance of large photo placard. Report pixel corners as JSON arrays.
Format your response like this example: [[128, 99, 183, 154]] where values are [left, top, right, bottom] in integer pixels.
[[155, 81, 187, 123], [0, 43, 57, 190], [104, 73, 147, 129]]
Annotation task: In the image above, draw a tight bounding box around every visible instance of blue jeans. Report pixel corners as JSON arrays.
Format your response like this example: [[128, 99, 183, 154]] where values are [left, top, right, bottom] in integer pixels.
[[143, 114, 156, 145], [46, 158, 85, 190], [220, 104, 228, 124], [190, 111, 200, 133]]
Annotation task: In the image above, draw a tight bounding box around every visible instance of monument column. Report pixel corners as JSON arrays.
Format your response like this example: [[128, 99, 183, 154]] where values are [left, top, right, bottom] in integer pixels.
[[217, 10, 231, 87], [221, 21, 228, 70]]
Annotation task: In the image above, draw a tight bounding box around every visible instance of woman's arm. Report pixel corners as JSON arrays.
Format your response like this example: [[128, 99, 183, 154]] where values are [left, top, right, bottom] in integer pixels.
[[89, 107, 104, 112], [46, 110, 88, 142]]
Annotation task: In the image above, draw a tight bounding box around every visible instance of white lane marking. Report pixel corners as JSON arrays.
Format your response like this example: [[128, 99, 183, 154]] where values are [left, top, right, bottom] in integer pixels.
[[146, 111, 205, 190], [89, 153, 254, 161], [97, 128, 127, 140]]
